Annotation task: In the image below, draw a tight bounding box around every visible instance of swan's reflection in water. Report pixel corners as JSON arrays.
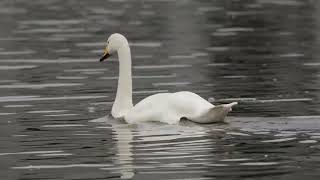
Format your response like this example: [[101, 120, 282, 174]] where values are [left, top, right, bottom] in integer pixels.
[[112, 123, 135, 179], [93, 116, 135, 179], [95, 116, 214, 179], [92, 116, 320, 179]]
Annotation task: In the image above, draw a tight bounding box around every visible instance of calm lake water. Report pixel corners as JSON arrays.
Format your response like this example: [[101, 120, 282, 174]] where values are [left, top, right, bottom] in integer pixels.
[[1, 0, 320, 179]]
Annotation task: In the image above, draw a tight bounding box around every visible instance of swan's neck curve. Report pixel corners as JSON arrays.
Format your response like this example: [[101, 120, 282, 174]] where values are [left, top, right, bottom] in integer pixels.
[[111, 46, 133, 119]]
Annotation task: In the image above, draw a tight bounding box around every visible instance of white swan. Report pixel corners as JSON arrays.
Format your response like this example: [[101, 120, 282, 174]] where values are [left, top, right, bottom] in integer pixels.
[[99, 33, 237, 124]]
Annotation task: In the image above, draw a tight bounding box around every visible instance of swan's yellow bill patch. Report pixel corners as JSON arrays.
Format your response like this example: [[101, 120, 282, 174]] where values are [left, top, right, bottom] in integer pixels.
[[99, 47, 110, 62]]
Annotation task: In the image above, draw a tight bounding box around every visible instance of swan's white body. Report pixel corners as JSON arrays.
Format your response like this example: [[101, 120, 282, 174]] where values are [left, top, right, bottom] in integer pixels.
[[101, 33, 237, 124], [125, 92, 236, 124]]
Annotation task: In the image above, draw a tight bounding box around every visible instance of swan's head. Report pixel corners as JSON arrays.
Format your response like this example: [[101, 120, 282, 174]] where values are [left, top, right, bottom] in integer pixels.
[[99, 33, 129, 62]]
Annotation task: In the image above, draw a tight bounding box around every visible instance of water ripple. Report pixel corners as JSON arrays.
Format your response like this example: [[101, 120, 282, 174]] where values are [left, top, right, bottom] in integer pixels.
[[19, 19, 85, 25], [0, 150, 63, 156], [134, 64, 192, 69], [0, 95, 107, 102], [262, 137, 296, 143], [42, 124, 87, 128], [27, 110, 68, 114], [0, 50, 35, 55], [12, 164, 111, 169], [0, 65, 36, 70], [44, 114, 78, 117], [0, 83, 82, 89], [0, 59, 94, 63]]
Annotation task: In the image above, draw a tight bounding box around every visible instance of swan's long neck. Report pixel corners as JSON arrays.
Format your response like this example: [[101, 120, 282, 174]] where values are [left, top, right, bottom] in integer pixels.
[[112, 45, 133, 118]]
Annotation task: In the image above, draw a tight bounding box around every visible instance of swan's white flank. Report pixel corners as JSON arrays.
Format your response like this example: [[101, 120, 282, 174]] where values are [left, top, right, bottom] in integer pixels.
[[99, 33, 237, 124]]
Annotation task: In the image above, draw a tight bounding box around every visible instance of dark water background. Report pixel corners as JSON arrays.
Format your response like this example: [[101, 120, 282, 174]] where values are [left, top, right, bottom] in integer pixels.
[[0, 0, 320, 179]]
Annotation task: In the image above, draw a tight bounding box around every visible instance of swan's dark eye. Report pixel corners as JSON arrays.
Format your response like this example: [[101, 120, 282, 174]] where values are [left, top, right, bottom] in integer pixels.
[[107, 40, 109, 45]]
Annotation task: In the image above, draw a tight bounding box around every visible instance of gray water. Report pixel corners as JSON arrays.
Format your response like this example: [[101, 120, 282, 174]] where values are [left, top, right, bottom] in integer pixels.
[[1, 0, 320, 179]]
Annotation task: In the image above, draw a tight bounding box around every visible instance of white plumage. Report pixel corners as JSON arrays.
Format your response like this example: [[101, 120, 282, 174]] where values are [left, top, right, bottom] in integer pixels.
[[100, 33, 237, 124]]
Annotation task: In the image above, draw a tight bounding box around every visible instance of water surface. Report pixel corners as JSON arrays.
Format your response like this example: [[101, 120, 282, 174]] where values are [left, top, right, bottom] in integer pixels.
[[0, 0, 320, 179]]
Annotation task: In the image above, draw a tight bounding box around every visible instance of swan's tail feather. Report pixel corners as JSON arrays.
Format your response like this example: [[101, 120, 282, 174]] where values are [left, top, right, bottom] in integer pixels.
[[223, 102, 238, 111], [193, 102, 237, 124]]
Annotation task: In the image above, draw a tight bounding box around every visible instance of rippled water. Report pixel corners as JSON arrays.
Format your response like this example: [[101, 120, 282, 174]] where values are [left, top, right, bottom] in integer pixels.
[[1, 0, 320, 179]]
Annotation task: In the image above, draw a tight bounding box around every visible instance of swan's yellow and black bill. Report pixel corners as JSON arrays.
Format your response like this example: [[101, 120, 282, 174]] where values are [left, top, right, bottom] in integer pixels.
[[99, 48, 110, 62]]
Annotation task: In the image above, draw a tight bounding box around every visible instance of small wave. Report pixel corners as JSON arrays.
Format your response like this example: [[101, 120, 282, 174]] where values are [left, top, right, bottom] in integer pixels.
[[0, 58, 94, 64], [257, 0, 302, 6], [0, 80, 18, 83], [0, 113, 16, 115], [169, 55, 194, 59], [27, 110, 68, 114], [206, 63, 230, 66], [42, 124, 87, 128], [240, 162, 279, 166], [12, 163, 111, 169], [4, 104, 33, 108], [134, 55, 153, 59], [134, 64, 192, 69], [304, 62, 320, 66], [0, 83, 82, 89], [15, 28, 84, 34], [221, 158, 251, 162], [130, 42, 162, 48], [222, 75, 248, 79], [299, 140, 317, 144], [262, 137, 296, 143], [279, 53, 304, 57], [206, 47, 230, 52], [217, 27, 254, 32], [44, 114, 78, 117], [56, 76, 88, 80], [226, 132, 250, 136], [0, 150, 63, 156], [19, 19, 84, 25], [218, 97, 256, 102], [64, 68, 106, 72], [153, 82, 191, 86], [0, 95, 107, 102], [0, 65, 37, 70], [37, 153, 73, 157], [256, 98, 312, 103]]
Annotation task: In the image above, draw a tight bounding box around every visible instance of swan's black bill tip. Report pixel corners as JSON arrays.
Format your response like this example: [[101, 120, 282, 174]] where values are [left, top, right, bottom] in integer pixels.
[[99, 53, 110, 62]]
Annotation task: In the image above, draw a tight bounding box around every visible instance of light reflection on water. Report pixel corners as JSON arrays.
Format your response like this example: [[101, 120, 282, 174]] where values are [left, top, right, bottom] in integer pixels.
[[0, 0, 320, 179]]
